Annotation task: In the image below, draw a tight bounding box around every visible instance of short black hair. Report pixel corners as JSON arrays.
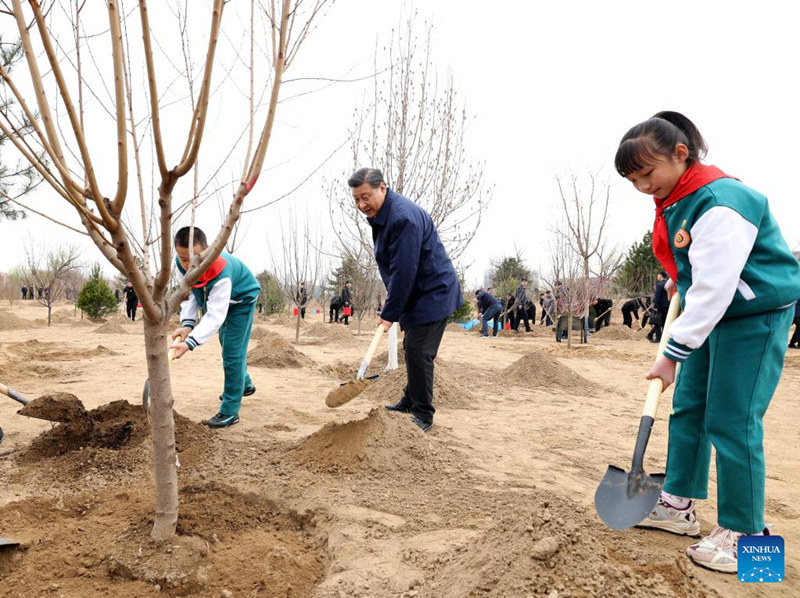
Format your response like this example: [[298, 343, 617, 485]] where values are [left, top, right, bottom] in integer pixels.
[[174, 226, 208, 249], [348, 167, 386, 189], [659, 271, 668, 279]]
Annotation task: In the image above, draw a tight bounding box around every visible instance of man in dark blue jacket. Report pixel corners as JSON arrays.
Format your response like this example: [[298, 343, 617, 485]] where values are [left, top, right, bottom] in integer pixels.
[[647, 271, 670, 343], [476, 289, 502, 337], [348, 167, 462, 432]]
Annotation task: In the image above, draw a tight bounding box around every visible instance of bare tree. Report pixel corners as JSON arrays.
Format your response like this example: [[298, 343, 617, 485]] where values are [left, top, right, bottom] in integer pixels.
[[21, 241, 81, 325], [0, 0, 328, 541], [328, 9, 491, 293], [271, 206, 326, 343]]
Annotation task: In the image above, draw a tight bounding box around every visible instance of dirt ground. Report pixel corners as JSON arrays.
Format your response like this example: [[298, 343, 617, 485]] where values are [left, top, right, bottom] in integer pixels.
[[1, 301, 798, 597]]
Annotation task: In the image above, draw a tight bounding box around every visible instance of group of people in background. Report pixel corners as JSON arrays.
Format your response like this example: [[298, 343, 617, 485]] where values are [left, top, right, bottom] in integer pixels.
[[19, 285, 48, 300]]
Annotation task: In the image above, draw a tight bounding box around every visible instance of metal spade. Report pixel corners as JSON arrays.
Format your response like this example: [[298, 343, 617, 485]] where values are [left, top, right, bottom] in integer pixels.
[[595, 292, 681, 529]]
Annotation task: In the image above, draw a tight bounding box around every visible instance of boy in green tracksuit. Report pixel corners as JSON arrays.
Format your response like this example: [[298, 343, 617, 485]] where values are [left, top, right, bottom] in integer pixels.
[[169, 227, 261, 428], [615, 111, 800, 573]]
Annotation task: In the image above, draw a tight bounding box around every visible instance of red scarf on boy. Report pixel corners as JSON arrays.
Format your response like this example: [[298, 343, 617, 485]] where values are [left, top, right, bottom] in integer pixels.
[[652, 162, 731, 282], [192, 256, 227, 288]]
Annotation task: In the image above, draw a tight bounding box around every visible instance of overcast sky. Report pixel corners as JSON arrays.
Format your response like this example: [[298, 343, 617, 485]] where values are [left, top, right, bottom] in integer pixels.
[[1, 0, 798, 287]]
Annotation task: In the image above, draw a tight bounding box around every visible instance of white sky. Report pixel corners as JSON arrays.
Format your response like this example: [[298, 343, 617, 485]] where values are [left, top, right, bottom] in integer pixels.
[[1, 0, 799, 287]]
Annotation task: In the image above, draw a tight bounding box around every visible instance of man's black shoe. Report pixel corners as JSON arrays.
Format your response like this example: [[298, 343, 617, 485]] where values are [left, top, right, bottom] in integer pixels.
[[385, 400, 412, 413], [411, 416, 433, 433]]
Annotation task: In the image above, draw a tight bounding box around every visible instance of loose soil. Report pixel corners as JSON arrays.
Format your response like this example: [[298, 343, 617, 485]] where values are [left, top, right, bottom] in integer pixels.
[[1, 302, 798, 598]]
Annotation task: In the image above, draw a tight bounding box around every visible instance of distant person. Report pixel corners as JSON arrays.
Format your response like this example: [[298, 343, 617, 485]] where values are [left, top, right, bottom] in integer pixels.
[[525, 298, 537, 325], [21, 285, 27, 300], [114, 288, 121, 304], [789, 297, 800, 349], [349, 167, 462, 433], [475, 289, 502, 337], [296, 282, 308, 319], [341, 281, 353, 325], [169, 226, 260, 429], [621, 296, 647, 328], [541, 290, 556, 326], [487, 287, 502, 333], [615, 110, 800, 573], [513, 278, 531, 332], [647, 271, 670, 342], [591, 298, 613, 332], [122, 281, 138, 321], [503, 292, 515, 329], [329, 292, 341, 323]]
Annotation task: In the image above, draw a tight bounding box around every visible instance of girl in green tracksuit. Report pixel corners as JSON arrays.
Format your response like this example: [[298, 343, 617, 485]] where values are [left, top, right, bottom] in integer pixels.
[[615, 111, 800, 574]]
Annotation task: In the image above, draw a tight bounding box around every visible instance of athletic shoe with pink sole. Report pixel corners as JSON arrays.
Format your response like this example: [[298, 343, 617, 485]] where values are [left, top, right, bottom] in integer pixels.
[[686, 525, 771, 574], [636, 497, 701, 537]]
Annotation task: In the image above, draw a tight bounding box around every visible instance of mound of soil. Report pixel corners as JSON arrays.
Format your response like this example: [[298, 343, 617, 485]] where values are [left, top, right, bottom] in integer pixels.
[[358, 362, 477, 410], [0, 309, 44, 330], [6, 339, 118, 361], [427, 499, 716, 598], [304, 322, 360, 345], [595, 325, 641, 340], [94, 321, 128, 334], [249, 326, 281, 341], [17, 401, 213, 481], [316, 360, 357, 380], [248, 336, 315, 368], [445, 323, 468, 333], [497, 349, 599, 393], [291, 407, 457, 474], [17, 392, 87, 423], [271, 313, 305, 327]]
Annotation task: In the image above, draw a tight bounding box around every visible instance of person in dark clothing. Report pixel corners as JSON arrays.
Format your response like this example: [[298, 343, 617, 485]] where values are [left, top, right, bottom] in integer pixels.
[[114, 288, 121, 304], [21, 285, 27, 300], [476, 289, 502, 337], [349, 167, 462, 433], [296, 282, 308, 319], [512, 278, 531, 332], [526, 298, 537, 325], [591, 298, 613, 332], [541, 290, 556, 326], [122, 281, 138, 321], [329, 293, 341, 323], [789, 298, 800, 349], [341, 281, 352, 325], [504, 293, 515, 329], [622, 296, 647, 328], [647, 272, 670, 342]]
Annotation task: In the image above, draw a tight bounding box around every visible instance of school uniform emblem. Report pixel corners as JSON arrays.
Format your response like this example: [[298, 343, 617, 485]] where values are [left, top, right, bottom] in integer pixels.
[[674, 220, 690, 248]]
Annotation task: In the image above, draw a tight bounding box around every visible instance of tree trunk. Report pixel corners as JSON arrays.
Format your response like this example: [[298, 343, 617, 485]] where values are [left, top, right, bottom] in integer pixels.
[[294, 309, 301, 343], [144, 316, 179, 542]]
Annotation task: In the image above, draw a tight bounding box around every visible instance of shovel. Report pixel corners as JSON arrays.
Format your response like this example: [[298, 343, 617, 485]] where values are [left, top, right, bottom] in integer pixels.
[[594, 291, 682, 529], [1, 382, 86, 423], [325, 324, 385, 408]]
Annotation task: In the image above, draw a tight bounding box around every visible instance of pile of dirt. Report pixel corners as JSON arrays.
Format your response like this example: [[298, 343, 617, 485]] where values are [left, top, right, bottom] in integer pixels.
[[94, 321, 128, 334], [445, 323, 468, 333], [16, 400, 213, 482], [316, 360, 357, 380], [358, 362, 477, 410], [497, 349, 599, 393], [5, 339, 118, 361], [595, 325, 641, 340], [271, 313, 305, 327], [304, 322, 360, 345], [0, 309, 47, 331], [291, 407, 458, 474], [426, 499, 716, 598], [48, 308, 93, 326], [248, 336, 316, 368], [250, 326, 281, 341]]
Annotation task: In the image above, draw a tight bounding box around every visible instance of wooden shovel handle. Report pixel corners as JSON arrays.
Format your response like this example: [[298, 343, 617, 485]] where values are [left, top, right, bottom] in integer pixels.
[[357, 325, 385, 380], [642, 292, 682, 419]]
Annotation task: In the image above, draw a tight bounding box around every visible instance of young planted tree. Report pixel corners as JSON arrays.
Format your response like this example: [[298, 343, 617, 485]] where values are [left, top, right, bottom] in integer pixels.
[[255, 270, 286, 317], [77, 263, 118, 319], [21, 241, 81, 325], [0, 0, 328, 541], [328, 10, 491, 315]]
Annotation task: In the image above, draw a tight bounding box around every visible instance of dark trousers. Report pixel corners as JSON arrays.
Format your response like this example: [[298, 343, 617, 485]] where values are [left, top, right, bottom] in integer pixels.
[[790, 316, 800, 347], [647, 310, 665, 341], [594, 311, 611, 332], [622, 307, 637, 328], [513, 308, 531, 332], [329, 305, 340, 323], [300, 306, 306, 319], [126, 301, 137, 321], [401, 318, 447, 424]]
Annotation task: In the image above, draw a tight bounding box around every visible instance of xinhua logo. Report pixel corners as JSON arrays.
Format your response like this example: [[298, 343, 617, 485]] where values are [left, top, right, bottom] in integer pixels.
[[738, 535, 784, 583]]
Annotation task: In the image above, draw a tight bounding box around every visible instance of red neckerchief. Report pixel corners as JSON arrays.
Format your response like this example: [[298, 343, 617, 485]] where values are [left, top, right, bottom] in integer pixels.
[[652, 162, 731, 281], [192, 256, 227, 288]]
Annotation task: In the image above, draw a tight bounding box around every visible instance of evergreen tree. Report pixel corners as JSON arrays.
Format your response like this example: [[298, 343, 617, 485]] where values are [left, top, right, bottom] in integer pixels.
[[76, 264, 118, 319], [614, 231, 661, 296], [256, 270, 286, 315], [490, 254, 532, 298]]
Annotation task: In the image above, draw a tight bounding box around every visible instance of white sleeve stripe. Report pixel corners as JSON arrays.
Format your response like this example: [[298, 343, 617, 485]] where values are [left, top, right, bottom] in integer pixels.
[[668, 206, 758, 350]]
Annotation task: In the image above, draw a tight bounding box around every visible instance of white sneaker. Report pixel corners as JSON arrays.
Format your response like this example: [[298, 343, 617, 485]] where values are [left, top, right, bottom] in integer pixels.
[[637, 497, 701, 537], [686, 525, 771, 574]]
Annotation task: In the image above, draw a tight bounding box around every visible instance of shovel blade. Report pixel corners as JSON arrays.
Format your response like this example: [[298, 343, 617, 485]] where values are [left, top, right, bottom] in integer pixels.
[[594, 465, 665, 530]]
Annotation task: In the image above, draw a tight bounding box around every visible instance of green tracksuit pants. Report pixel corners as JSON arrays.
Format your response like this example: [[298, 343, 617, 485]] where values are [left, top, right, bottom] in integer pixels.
[[218, 301, 256, 417], [663, 306, 793, 533]]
